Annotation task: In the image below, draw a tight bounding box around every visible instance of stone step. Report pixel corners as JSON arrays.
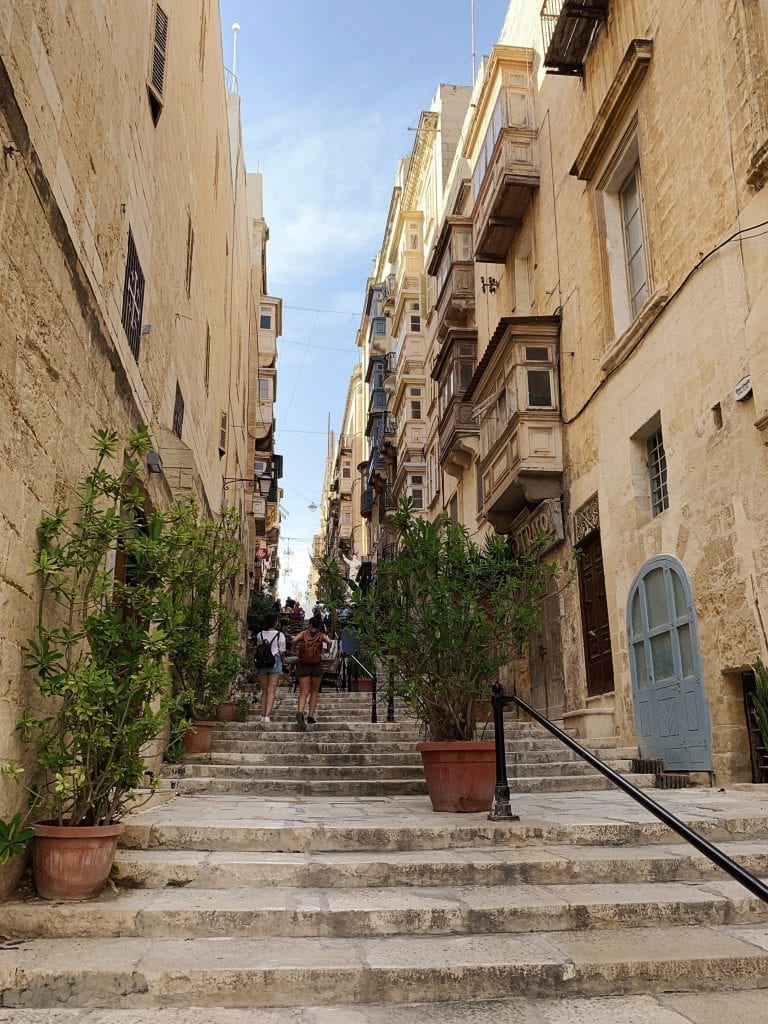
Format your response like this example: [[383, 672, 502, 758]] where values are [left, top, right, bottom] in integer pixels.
[[121, 805, 768, 854], [0, 990, 767, 1023], [172, 764, 427, 781], [111, 841, 768, 890], [206, 737, 606, 754], [171, 759, 634, 782], [213, 724, 422, 737], [208, 740, 428, 754], [169, 777, 429, 797], [5, 879, 766, 941], [184, 751, 427, 766], [166, 773, 656, 798], [1, 926, 767, 1008]]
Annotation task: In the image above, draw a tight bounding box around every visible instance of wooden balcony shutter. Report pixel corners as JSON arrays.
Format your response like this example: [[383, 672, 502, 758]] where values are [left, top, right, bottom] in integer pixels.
[[148, 4, 168, 123], [219, 412, 228, 456]]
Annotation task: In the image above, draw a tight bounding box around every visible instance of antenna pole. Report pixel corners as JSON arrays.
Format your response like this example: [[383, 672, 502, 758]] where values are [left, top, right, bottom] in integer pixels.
[[232, 22, 240, 79], [471, 0, 477, 84]]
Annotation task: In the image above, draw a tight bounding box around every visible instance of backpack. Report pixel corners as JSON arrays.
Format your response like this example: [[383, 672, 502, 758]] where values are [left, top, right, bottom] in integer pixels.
[[254, 630, 279, 670], [299, 629, 324, 664]]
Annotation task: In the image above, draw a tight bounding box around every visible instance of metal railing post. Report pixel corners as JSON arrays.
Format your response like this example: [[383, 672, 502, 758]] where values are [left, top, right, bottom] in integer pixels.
[[488, 682, 519, 821], [371, 674, 378, 724], [387, 681, 395, 723]]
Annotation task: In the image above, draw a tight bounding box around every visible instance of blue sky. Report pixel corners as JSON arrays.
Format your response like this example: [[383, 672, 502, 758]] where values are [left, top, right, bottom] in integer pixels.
[[218, 0, 509, 601]]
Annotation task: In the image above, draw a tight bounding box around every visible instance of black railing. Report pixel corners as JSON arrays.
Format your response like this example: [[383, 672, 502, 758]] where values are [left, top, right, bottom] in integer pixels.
[[489, 683, 768, 905], [344, 653, 395, 724]]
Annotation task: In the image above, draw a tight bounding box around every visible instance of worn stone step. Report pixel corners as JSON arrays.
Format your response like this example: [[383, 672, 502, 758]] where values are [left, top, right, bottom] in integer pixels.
[[209, 740, 425, 754], [170, 777, 429, 797], [506, 759, 632, 778], [5, 879, 767, 941], [1, 990, 768, 1023], [121, 805, 768, 854], [171, 764, 426, 781], [213, 724, 422, 737], [1, 926, 767, 1008], [111, 841, 768, 890], [183, 751, 426, 767]]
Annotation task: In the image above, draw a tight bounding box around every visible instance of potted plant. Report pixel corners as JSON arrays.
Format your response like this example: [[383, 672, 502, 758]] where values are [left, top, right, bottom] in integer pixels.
[[0, 428, 179, 899], [165, 502, 243, 754], [353, 501, 557, 812]]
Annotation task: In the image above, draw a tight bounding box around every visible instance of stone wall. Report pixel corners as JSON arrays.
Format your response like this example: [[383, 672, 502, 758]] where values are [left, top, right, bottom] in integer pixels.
[[0, 0, 254, 894]]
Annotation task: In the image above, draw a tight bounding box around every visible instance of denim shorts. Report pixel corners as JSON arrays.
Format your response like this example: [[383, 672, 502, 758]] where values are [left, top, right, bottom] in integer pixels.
[[257, 656, 282, 677]]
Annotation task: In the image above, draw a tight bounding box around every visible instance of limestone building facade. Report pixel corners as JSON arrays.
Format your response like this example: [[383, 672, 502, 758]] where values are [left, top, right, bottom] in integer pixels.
[[328, 0, 768, 784], [0, 0, 280, 893]]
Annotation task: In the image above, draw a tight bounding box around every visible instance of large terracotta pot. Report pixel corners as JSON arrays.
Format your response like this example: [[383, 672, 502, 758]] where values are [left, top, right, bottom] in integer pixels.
[[351, 678, 373, 693], [32, 821, 125, 901], [182, 719, 217, 754], [416, 740, 496, 813], [217, 701, 237, 722]]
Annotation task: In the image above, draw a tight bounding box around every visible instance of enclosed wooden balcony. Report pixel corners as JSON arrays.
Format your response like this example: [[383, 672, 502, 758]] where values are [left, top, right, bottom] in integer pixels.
[[464, 316, 562, 532], [472, 128, 539, 263], [541, 0, 609, 75], [360, 487, 374, 519], [437, 398, 479, 475]]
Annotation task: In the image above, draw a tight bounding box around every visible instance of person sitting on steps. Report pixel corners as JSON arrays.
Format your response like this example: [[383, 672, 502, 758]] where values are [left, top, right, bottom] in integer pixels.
[[292, 612, 332, 730]]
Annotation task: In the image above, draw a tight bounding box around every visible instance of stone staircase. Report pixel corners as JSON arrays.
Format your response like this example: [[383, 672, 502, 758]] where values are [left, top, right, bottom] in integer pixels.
[[1, 689, 768, 1021], [166, 689, 655, 796]]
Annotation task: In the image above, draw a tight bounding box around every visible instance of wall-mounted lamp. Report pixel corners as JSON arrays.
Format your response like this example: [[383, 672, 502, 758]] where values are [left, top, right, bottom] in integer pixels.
[[147, 451, 163, 474], [141, 324, 152, 336], [256, 470, 273, 497], [480, 276, 499, 295]]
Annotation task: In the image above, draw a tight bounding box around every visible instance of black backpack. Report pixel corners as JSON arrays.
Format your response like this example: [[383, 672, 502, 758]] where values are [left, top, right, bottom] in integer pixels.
[[254, 631, 279, 670]]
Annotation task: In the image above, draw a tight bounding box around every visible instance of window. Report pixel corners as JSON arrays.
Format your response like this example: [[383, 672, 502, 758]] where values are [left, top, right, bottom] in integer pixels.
[[410, 399, 422, 420], [147, 2, 168, 125], [647, 427, 669, 516], [204, 324, 210, 391], [408, 222, 420, 250], [620, 167, 649, 318], [410, 475, 424, 510], [456, 228, 472, 262], [599, 132, 651, 336], [526, 369, 553, 408], [259, 306, 272, 330], [410, 314, 422, 333], [342, 461, 351, 479], [184, 214, 194, 297], [259, 377, 272, 401], [219, 412, 227, 457], [448, 494, 459, 521], [172, 382, 184, 439], [121, 229, 145, 361], [341, 508, 351, 525]]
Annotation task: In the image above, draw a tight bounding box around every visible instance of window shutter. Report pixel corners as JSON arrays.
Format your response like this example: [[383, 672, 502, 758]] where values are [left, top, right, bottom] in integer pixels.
[[151, 5, 169, 98], [219, 412, 228, 456]]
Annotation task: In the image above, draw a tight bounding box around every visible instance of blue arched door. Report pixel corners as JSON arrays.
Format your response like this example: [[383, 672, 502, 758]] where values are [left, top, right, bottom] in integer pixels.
[[626, 556, 712, 771]]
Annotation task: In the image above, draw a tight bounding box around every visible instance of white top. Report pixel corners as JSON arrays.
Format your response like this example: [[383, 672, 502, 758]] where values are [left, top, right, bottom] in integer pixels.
[[257, 629, 286, 654]]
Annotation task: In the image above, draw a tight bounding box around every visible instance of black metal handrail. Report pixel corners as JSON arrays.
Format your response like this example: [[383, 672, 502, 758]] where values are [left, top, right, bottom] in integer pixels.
[[344, 653, 395, 724], [490, 683, 768, 905]]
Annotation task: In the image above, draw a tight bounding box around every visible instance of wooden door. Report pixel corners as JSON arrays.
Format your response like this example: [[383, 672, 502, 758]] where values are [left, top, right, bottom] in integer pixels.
[[577, 531, 614, 696]]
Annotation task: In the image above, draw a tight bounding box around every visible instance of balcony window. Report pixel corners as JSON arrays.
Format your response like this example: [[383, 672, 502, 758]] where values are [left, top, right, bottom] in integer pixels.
[[471, 90, 531, 201], [259, 306, 272, 329], [410, 475, 424, 510], [372, 316, 387, 337], [526, 369, 553, 408]]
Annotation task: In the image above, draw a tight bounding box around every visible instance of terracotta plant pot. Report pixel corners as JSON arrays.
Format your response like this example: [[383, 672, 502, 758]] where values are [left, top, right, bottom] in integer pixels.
[[416, 740, 496, 813], [351, 678, 373, 693], [32, 821, 125, 901], [182, 719, 216, 754], [217, 701, 237, 721]]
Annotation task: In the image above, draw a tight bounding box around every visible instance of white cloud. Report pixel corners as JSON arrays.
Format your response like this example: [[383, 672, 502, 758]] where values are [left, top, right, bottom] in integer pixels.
[[241, 92, 410, 290]]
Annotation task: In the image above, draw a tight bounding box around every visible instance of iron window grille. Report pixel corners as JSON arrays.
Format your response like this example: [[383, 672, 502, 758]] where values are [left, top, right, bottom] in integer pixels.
[[647, 427, 669, 516], [121, 229, 145, 361]]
